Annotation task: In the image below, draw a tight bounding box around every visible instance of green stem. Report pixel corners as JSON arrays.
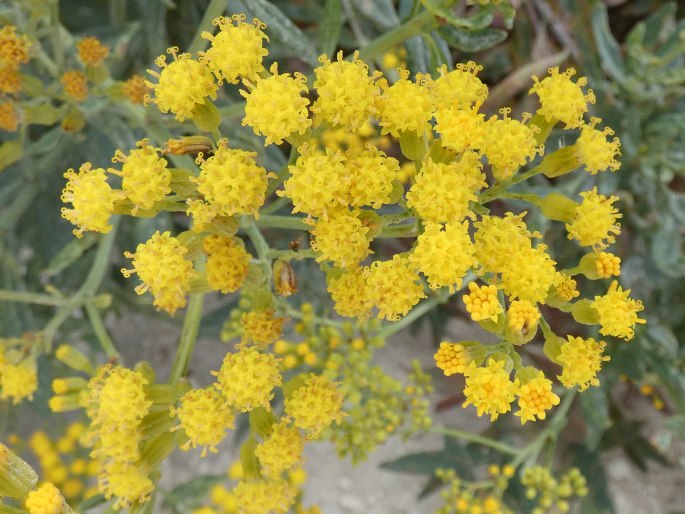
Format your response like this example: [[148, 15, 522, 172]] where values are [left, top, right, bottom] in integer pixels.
[[187, 0, 226, 55], [85, 303, 120, 359], [430, 426, 519, 456], [479, 165, 545, 204], [377, 221, 419, 238], [243, 223, 270, 261], [169, 291, 205, 385], [261, 196, 291, 215], [0, 290, 64, 306], [376, 288, 450, 339], [256, 215, 308, 232], [357, 10, 437, 61]]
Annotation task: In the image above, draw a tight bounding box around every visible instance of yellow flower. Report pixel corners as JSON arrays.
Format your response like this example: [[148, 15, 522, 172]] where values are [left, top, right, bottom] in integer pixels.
[[61, 163, 118, 237], [553, 273, 580, 302], [529, 67, 595, 128], [233, 478, 296, 514], [284, 374, 344, 438], [255, 421, 304, 478], [434, 102, 485, 153], [409, 221, 476, 292], [193, 140, 271, 218], [463, 358, 516, 421], [591, 280, 645, 340], [186, 199, 219, 233], [0, 358, 38, 405], [556, 336, 609, 391], [462, 282, 503, 322], [77, 36, 109, 66], [480, 109, 541, 179], [122, 75, 149, 104], [98, 461, 154, 510], [122, 231, 197, 315], [0, 25, 30, 68], [61, 71, 89, 102], [432, 62, 488, 107], [474, 213, 538, 272], [578, 251, 621, 279], [310, 208, 372, 268], [146, 47, 217, 122], [25, 482, 68, 514], [346, 145, 398, 208], [312, 51, 382, 130], [279, 144, 348, 218], [94, 367, 151, 426], [241, 310, 285, 346], [378, 68, 434, 137], [364, 254, 426, 321], [200, 15, 268, 84], [213, 347, 281, 412], [575, 117, 621, 174], [326, 267, 373, 319], [506, 300, 540, 345], [0, 101, 18, 132], [406, 156, 480, 224], [499, 243, 558, 304], [110, 139, 171, 213], [0, 65, 21, 94], [240, 63, 311, 145], [172, 387, 235, 456], [434, 342, 471, 376], [514, 369, 560, 424], [566, 187, 621, 250], [203, 235, 251, 294]]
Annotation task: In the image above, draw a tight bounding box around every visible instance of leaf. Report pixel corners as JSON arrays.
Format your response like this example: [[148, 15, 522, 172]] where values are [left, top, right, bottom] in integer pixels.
[[572, 444, 614, 513], [646, 324, 679, 358], [423, 33, 450, 74], [406, 34, 430, 74], [0, 140, 23, 173], [418, 475, 443, 499], [162, 475, 225, 513], [42, 233, 98, 278], [642, 1, 677, 49], [420, 0, 494, 30], [350, 0, 400, 31], [235, 0, 318, 66], [591, 4, 626, 81], [380, 442, 474, 479], [319, 0, 342, 57], [438, 25, 507, 52], [580, 383, 611, 451], [77, 493, 108, 511]]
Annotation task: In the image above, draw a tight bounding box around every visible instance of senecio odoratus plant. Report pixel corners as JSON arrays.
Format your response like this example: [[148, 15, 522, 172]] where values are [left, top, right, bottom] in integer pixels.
[[0, 12, 644, 514]]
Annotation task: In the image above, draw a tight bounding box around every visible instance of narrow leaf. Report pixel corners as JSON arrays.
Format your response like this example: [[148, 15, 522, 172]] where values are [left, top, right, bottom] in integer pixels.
[[438, 25, 507, 52], [319, 0, 342, 57], [591, 4, 626, 81]]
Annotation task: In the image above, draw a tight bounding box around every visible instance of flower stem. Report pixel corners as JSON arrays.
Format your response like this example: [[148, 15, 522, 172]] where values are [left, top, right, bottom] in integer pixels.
[[479, 165, 545, 204], [430, 426, 519, 456], [0, 290, 64, 306], [169, 290, 205, 385], [85, 303, 120, 360], [256, 215, 308, 232]]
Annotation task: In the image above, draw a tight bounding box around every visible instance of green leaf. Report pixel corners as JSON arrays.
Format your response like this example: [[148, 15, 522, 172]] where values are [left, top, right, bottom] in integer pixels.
[[591, 4, 626, 81], [77, 493, 108, 511], [351, 0, 400, 31], [572, 444, 614, 513], [319, 0, 342, 57], [235, 0, 318, 66], [642, 1, 677, 49], [580, 383, 611, 451], [438, 25, 507, 52], [647, 324, 679, 358], [162, 475, 225, 513], [0, 140, 23, 173], [420, 0, 494, 30], [42, 233, 98, 278], [380, 444, 473, 478]]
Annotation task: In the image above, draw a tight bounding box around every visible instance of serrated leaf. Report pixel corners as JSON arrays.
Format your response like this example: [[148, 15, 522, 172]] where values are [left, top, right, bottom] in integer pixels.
[[319, 0, 342, 56], [235, 0, 318, 66], [591, 4, 626, 81], [438, 25, 507, 52]]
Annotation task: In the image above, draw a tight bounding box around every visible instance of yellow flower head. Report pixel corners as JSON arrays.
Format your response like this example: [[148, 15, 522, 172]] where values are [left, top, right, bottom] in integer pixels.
[[279, 144, 348, 218], [172, 387, 235, 456], [474, 212, 540, 274], [200, 15, 268, 84], [193, 140, 271, 218], [61, 70, 89, 102], [61, 163, 118, 238], [566, 187, 621, 250], [312, 51, 382, 130], [0, 101, 18, 132], [213, 347, 281, 412], [240, 63, 311, 145], [98, 461, 154, 510], [187, 199, 219, 233], [434, 342, 471, 376], [576, 117, 621, 174], [310, 208, 372, 268], [592, 280, 645, 340], [434, 102, 485, 153], [122, 75, 150, 104], [553, 273, 580, 302], [326, 267, 373, 319], [0, 65, 21, 94], [146, 47, 217, 122], [284, 374, 344, 438], [25, 482, 67, 514], [255, 421, 304, 478], [580, 251, 621, 279], [480, 109, 542, 179], [77, 36, 109, 66], [556, 336, 610, 391], [241, 310, 285, 346], [122, 231, 197, 315], [463, 358, 516, 421], [0, 358, 38, 405], [406, 156, 480, 224], [94, 366, 151, 426], [506, 300, 541, 343], [499, 243, 558, 304], [463, 282, 503, 322], [515, 369, 560, 424], [378, 68, 434, 137], [91, 425, 141, 463], [110, 139, 171, 213], [203, 235, 251, 294], [364, 254, 426, 321], [529, 67, 595, 128], [0, 25, 30, 68], [433, 62, 488, 107], [346, 145, 398, 208], [233, 478, 296, 514], [409, 221, 476, 292]]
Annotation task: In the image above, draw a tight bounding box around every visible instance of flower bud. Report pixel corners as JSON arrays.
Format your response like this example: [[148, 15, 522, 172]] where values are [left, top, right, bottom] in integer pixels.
[[0, 443, 38, 499]]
